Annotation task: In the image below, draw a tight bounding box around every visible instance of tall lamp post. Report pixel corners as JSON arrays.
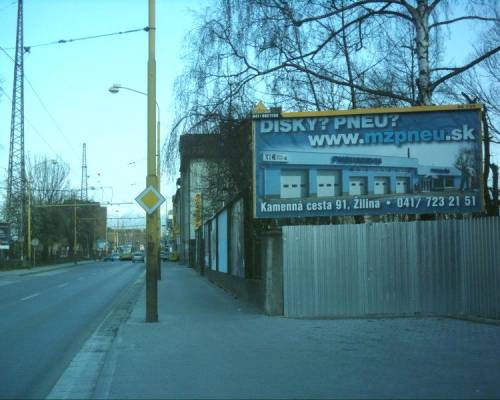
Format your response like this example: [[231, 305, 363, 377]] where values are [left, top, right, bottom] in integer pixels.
[[109, 0, 160, 322], [146, 0, 159, 321], [108, 83, 162, 280]]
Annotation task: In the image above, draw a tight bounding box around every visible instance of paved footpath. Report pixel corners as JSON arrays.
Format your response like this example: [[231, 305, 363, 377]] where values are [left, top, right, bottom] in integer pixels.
[[87, 262, 500, 399]]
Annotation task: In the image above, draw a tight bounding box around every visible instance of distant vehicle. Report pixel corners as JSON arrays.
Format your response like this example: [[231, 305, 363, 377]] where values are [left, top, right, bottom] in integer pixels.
[[119, 252, 133, 261], [160, 250, 169, 261], [132, 251, 145, 263], [104, 252, 120, 261]]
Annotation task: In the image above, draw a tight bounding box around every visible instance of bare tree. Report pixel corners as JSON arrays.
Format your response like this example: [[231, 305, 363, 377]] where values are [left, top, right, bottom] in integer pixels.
[[443, 16, 500, 214], [27, 156, 71, 260], [166, 0, 499, 171], [27, 157, 70, 204]]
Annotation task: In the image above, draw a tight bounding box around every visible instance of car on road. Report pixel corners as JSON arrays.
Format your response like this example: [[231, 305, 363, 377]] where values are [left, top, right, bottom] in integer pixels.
[[104, 252, 120, 261], [119, 251, 133, 261], [132, 251, 145, 263]]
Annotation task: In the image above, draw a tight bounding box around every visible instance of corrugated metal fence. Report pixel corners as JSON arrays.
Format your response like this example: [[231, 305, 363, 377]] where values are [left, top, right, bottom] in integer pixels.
[[283, 217, 500, 319]]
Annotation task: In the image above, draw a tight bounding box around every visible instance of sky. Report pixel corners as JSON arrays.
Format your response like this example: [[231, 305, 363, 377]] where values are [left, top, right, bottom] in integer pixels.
[[0, 1, 498, 230], [0, 0, 208, 229]]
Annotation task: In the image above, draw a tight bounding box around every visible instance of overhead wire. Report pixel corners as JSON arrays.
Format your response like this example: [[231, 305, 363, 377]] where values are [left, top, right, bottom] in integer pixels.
[[5, 26, 149, 52], [1, 26, 148, 158], [0, 45, 79, 158], [0, 1, 15, 13], [0, 86, 62, 160]]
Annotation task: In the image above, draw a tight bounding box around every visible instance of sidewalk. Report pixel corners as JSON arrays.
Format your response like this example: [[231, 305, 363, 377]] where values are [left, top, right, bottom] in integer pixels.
[[95, 262, 500, 399]]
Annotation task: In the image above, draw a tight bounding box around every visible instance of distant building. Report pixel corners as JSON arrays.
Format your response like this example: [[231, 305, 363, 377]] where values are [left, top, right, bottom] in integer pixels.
[[174, 134, 224, 265]]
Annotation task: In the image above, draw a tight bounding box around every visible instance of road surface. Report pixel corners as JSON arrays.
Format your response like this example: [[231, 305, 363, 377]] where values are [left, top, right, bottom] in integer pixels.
[[0, 260, 144, 399]]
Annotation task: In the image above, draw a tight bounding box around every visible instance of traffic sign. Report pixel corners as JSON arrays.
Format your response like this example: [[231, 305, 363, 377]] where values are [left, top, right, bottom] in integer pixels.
[[32, 238, 40, 247], [135, 185, 165, 215]]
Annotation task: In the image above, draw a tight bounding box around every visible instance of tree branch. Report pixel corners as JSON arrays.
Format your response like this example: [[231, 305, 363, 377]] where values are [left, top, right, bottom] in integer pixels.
[[284, 61, 414, 103], [430, 15, 500, 30], [431, 44, 500, 90]]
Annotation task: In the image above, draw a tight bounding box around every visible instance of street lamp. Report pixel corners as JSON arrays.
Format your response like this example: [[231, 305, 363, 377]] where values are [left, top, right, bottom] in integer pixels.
[[109, 0, 159, 321], [108, 84, 161, 188], [108, 83, 163, 280]]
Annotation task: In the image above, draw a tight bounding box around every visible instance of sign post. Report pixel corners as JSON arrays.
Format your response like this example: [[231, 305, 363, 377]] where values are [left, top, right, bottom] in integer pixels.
[[31, 238, 40, 268]]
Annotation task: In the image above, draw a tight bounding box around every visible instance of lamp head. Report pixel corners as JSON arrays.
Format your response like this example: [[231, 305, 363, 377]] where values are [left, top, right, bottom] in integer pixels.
[[109, 84, 122, 94]]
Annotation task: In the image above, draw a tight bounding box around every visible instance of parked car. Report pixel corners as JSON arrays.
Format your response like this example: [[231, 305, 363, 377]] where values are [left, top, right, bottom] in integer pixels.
[[160, 250, 169, 261], [132, 251, 145, 263]]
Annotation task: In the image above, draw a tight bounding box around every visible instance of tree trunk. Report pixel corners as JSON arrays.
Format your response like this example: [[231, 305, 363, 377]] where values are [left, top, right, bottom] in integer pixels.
[[412, 0, 431, 105], [482, 106, 492, 214], [340, 7, 357, 109], [490, 163, 499, 216]]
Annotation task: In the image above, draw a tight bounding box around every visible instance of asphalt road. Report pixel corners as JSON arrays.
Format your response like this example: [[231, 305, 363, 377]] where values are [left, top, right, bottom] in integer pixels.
[[0, 260, 144, 399]]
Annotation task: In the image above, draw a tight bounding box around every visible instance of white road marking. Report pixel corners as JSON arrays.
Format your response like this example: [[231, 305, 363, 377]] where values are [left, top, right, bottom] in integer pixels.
[[20, 292, 41, 301], [57, 282, 69, 288]]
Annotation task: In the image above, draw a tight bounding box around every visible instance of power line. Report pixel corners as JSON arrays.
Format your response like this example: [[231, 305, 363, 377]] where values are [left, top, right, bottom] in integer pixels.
[[0, 45, 78, 157], [0, 86, 61, 158], [5, 26, 149, 52], [0, 1, 16, 13]]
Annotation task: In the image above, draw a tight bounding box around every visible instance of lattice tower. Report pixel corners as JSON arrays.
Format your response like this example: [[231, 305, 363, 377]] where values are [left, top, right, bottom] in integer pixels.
[[81, 143, 88, 201], [6, 0, 26, 253]]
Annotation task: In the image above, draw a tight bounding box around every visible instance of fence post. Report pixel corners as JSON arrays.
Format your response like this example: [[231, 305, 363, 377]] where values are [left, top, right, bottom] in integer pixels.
[[261, 228, 284, 315]]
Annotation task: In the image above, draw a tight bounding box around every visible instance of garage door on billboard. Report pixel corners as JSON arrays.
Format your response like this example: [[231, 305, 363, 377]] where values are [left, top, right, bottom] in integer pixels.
[[317, 170, 341, 197], [253, 104, 483, 218]]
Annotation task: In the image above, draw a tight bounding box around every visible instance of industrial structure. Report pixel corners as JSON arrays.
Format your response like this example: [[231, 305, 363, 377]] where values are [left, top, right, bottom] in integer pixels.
[[6, 0, 26, 257], [80, 143, 88, 201]]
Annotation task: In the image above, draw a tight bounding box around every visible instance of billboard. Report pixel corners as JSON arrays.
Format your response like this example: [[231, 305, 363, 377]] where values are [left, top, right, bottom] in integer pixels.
[[253, 104, 483, 218]]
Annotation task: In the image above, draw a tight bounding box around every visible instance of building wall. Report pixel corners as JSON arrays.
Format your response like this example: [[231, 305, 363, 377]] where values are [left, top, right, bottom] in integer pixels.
[[178, 157, 217, 264]]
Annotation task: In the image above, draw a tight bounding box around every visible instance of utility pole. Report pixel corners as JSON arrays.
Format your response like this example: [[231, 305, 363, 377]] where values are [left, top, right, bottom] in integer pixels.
[[6, 0, 26, 260], [146, 0, 159, 322], [73, 196, 77, 263], [157, 106, 162, 280]]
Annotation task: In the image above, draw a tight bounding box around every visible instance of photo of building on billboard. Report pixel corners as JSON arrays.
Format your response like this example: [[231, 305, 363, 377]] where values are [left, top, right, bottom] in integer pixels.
[[253, 104, 483, 219]]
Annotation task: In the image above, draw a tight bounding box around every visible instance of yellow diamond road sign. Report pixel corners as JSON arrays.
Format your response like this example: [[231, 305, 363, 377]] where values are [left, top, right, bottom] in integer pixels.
[[135, 185, 165, 214]]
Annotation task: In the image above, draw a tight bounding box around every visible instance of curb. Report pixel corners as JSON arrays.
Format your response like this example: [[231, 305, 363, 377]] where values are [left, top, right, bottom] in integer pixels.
[[46, 270, 146, 399], [20, 260, 94, 276], [0, 260, 96, 277]]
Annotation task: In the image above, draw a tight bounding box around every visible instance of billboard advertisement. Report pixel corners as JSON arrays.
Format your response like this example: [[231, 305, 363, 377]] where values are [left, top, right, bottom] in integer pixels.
[[253, 104, 483, 218]]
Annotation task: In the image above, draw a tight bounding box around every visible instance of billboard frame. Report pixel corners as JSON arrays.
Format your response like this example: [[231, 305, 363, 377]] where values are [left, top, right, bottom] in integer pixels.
[[252, 104, 484, 219]]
